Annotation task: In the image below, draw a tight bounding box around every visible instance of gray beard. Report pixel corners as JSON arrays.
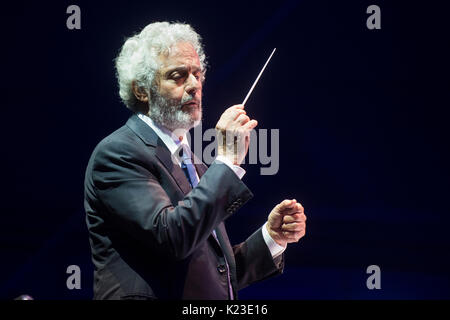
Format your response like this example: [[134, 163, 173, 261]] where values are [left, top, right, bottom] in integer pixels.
[[148, 88, 202, 132]]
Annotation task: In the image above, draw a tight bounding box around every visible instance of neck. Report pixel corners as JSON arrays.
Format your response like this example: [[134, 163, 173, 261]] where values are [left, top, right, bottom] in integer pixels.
[[141, 113, 188, 142]]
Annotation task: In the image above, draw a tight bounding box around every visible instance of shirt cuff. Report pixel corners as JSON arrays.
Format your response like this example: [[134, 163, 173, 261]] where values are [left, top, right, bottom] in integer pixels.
[[215, 155, 246, 179], [262, 222, 286, 259]]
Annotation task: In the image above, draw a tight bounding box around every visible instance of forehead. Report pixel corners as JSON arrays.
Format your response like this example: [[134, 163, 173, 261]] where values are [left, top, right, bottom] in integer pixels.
[[159, 42, 201, 70]]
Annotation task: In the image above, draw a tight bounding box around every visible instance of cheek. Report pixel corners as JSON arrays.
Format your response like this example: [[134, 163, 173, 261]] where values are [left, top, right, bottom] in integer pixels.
[[194, 86, 203, 99], [159, 84, 184, 100]]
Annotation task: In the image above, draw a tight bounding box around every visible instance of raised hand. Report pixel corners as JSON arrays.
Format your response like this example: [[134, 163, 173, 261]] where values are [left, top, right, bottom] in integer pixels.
[[215, 104, 258, 165], [266, 199, 307, 247]]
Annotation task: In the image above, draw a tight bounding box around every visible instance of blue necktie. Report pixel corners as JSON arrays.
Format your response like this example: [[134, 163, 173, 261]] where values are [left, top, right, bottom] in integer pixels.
[[180, 145, 199, 188], [178, 144, 234, 299]]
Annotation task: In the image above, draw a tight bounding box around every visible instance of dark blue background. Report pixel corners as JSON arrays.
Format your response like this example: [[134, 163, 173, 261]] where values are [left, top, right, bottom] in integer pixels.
[[1, 0, 449, 299]]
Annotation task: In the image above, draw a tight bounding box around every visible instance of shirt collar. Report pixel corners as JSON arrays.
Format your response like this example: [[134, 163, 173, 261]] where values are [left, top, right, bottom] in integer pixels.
[[137, 113, 191, 159]]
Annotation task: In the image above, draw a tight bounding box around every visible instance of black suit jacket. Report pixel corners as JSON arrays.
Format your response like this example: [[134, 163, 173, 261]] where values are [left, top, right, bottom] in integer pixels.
[[84, 114, 284, 299]]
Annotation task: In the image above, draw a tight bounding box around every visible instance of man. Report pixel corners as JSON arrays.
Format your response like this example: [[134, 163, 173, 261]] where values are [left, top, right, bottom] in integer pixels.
[[84, 22, 307, 300]]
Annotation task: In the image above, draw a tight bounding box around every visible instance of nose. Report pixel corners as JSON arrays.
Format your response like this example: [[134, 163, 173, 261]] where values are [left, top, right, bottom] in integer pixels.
[[185, 73, 200, 95]]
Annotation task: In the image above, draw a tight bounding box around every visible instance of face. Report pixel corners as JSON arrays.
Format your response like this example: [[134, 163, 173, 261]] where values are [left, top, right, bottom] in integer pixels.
[[149, 42, 203, 131]]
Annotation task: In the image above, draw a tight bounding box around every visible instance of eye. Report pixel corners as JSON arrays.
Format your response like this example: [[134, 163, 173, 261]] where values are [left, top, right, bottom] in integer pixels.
[[170, 72, 182, 80], [194, 72, 203, 81]]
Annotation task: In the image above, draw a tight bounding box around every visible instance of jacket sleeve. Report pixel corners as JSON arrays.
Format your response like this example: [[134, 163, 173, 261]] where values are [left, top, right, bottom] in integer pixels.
[[87, 139, 253, 261], [233, 227, 285, 290]]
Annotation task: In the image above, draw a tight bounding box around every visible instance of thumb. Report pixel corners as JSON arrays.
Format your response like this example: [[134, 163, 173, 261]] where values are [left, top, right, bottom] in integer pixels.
[[276, 199, 297, 212]]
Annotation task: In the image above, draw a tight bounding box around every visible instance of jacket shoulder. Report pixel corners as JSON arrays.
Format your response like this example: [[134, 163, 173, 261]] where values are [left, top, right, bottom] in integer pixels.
[[84, 123, 157, 185], [91, 124, 151, 162]]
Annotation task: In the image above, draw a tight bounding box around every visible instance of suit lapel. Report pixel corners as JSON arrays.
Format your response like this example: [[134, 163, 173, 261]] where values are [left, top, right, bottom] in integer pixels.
[[126, 114, 192, 195], [126, 114, 158, 146], [155, 139, 192, 195]]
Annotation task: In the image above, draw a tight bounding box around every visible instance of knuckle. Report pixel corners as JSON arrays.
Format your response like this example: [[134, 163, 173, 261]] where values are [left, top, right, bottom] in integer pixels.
[[241, 116, 248, 122]]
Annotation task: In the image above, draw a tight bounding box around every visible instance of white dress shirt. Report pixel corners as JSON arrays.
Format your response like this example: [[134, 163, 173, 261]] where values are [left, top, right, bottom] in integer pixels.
[[137, 113, 285, 259]]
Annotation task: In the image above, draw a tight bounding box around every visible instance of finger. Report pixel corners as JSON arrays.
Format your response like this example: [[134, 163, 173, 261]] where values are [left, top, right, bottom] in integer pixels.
[[282, 230, 305, 242], [225, 106, 246, 120], [281, 203, 304, 215], [282, 224, 306, 233], [225, 104, 245, 112], [235, 114, 250, 125], [283, 214, 296, 223], [290, 202, 303, 213], [283, 213, 306, 223], [277, 199, 297, 210], [283, 213, 307, 223], [229, 109, 246, 121], [282, 230, 304, 240], [242, 119, 258, 131], [222, 106, 246, 120], [279, 205, 302, 215], [217, 111, 245, 130], [281, 222, 305, 232]]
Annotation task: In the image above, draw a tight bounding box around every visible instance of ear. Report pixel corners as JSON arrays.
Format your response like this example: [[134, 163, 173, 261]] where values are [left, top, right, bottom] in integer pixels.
[[132, 81, 149, 103]]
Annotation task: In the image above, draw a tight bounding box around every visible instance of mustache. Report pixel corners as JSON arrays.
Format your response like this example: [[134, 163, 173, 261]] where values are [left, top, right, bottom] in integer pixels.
[[149, 86, 200, 106], [181, 96, 200, 105]]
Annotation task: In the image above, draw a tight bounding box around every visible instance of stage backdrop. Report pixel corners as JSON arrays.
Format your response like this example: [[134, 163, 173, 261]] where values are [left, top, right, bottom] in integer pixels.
[[1, 0, 449, 299]]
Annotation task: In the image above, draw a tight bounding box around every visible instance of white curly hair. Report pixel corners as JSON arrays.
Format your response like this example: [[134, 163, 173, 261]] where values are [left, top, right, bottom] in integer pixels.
[[115, 22, 207, 112]]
